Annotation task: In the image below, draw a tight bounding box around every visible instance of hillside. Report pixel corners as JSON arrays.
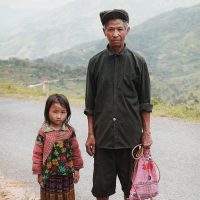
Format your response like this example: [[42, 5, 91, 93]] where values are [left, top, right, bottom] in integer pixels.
[[0, 4, 200, 106], [130, 4, 200, 103], [0, 58, 86, 97], [127, 4, 200, 78], [46, 4, 200, 104], [0, 0, 200, 59]]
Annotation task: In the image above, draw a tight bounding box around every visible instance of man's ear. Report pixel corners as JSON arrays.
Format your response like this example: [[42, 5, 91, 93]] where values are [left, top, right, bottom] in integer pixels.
[[127, 26, 130, 34], [103, 27, 106, 36]]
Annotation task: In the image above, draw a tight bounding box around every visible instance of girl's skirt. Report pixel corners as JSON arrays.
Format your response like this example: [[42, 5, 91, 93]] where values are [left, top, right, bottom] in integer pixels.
[[40, 174, 75, 200]]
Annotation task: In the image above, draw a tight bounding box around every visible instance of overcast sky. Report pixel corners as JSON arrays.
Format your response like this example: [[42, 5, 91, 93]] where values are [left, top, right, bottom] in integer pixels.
[[0, 0, 73, 10], [0, 0, 199, 33], [0, 0, 74, 31], [1, 0, 199, 10]]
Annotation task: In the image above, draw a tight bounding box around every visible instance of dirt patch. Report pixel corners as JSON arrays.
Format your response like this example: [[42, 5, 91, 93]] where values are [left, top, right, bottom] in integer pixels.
[[0, 174, 39, 200]]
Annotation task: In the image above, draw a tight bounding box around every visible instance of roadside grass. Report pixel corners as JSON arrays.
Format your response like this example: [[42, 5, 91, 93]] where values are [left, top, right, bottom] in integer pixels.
[[0, 82, 84, 106], [0, 82, 199, 123], [0, 191, 7, 198], [153, 103, 200, 123], [0, 190, 38, 200]]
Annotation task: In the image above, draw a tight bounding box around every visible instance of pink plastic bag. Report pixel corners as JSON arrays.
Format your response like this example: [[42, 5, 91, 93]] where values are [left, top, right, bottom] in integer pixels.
[[129, 145, 160, 200]]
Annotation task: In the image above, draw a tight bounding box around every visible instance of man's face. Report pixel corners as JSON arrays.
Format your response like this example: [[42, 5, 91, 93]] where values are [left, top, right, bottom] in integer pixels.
[[103, 19, 130, 52]]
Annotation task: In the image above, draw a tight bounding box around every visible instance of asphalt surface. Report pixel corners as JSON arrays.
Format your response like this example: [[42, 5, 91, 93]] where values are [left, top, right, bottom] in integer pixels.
[[0, 97, 200, 200]]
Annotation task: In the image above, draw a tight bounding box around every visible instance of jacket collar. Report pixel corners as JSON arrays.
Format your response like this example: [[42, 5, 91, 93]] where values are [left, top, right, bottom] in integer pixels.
[[106, 44, 127, 56], [42, 122, 69, 133]]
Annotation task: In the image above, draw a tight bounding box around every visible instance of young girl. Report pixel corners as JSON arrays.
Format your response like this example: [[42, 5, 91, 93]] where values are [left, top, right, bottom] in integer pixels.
[[32, 94, 83, 200]]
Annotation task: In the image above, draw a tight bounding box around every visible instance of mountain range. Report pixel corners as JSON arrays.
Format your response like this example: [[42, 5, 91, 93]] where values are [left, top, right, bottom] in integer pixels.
[[0, 0, 200, 59], [0, 3, 200, 105], [45, 4, 200, 103]]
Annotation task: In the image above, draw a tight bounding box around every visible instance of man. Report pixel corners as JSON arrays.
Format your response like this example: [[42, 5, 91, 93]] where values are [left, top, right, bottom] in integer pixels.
[[84, 9, 153, 200]]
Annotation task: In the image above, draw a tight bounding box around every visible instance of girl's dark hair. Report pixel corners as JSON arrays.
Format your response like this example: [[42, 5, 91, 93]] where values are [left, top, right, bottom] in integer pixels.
[[44, 93, 71, 123]]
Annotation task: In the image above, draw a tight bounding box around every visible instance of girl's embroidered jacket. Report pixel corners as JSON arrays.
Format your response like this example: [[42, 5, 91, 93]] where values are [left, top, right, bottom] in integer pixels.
[[32, 123, 83, 175]]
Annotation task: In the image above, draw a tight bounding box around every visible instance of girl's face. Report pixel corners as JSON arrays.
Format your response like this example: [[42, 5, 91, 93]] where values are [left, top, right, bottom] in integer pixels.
[[48, 102, 67, 129]]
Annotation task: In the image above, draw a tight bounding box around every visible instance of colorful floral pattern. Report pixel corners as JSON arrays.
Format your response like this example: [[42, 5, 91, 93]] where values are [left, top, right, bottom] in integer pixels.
[[36, 135, 75, 180], [32, 123, 83, 180]]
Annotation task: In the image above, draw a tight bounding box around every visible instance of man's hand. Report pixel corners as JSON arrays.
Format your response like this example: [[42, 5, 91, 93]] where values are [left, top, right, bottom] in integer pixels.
[[142, 130, 153, 147], [85, 133, 96, 156]]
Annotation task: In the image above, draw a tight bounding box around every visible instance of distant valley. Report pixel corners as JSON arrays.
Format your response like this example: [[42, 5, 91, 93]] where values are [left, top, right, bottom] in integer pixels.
[[47, 4, 200, 104], [0, 0, 200, 58], [0, 4, 200, 107]]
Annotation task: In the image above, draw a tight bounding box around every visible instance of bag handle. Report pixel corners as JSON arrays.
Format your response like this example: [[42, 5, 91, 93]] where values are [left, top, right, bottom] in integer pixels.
[[131, 144, 143, 160]]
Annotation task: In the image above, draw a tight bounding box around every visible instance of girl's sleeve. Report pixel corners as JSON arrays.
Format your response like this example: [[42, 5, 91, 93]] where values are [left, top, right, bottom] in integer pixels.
[[32, 130, 44, 175], [70, 132, 83, 170]]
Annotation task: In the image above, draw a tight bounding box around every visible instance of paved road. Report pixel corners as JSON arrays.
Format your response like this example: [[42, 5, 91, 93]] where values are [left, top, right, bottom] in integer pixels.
[[0, 97, 200, 200]]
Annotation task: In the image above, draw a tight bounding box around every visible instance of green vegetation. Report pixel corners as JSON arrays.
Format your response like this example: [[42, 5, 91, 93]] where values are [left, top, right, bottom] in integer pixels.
[[0, 82, 44, 100], [152, 97, 200, 122], [46, 4, 200, 107], [1, 5, 200, 122], [0, 58, 86, 85], [154, 103, 200, 123], [0, 57, 86, 105], [1, 82, 200, 122], [0, 82, 84, 105]]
